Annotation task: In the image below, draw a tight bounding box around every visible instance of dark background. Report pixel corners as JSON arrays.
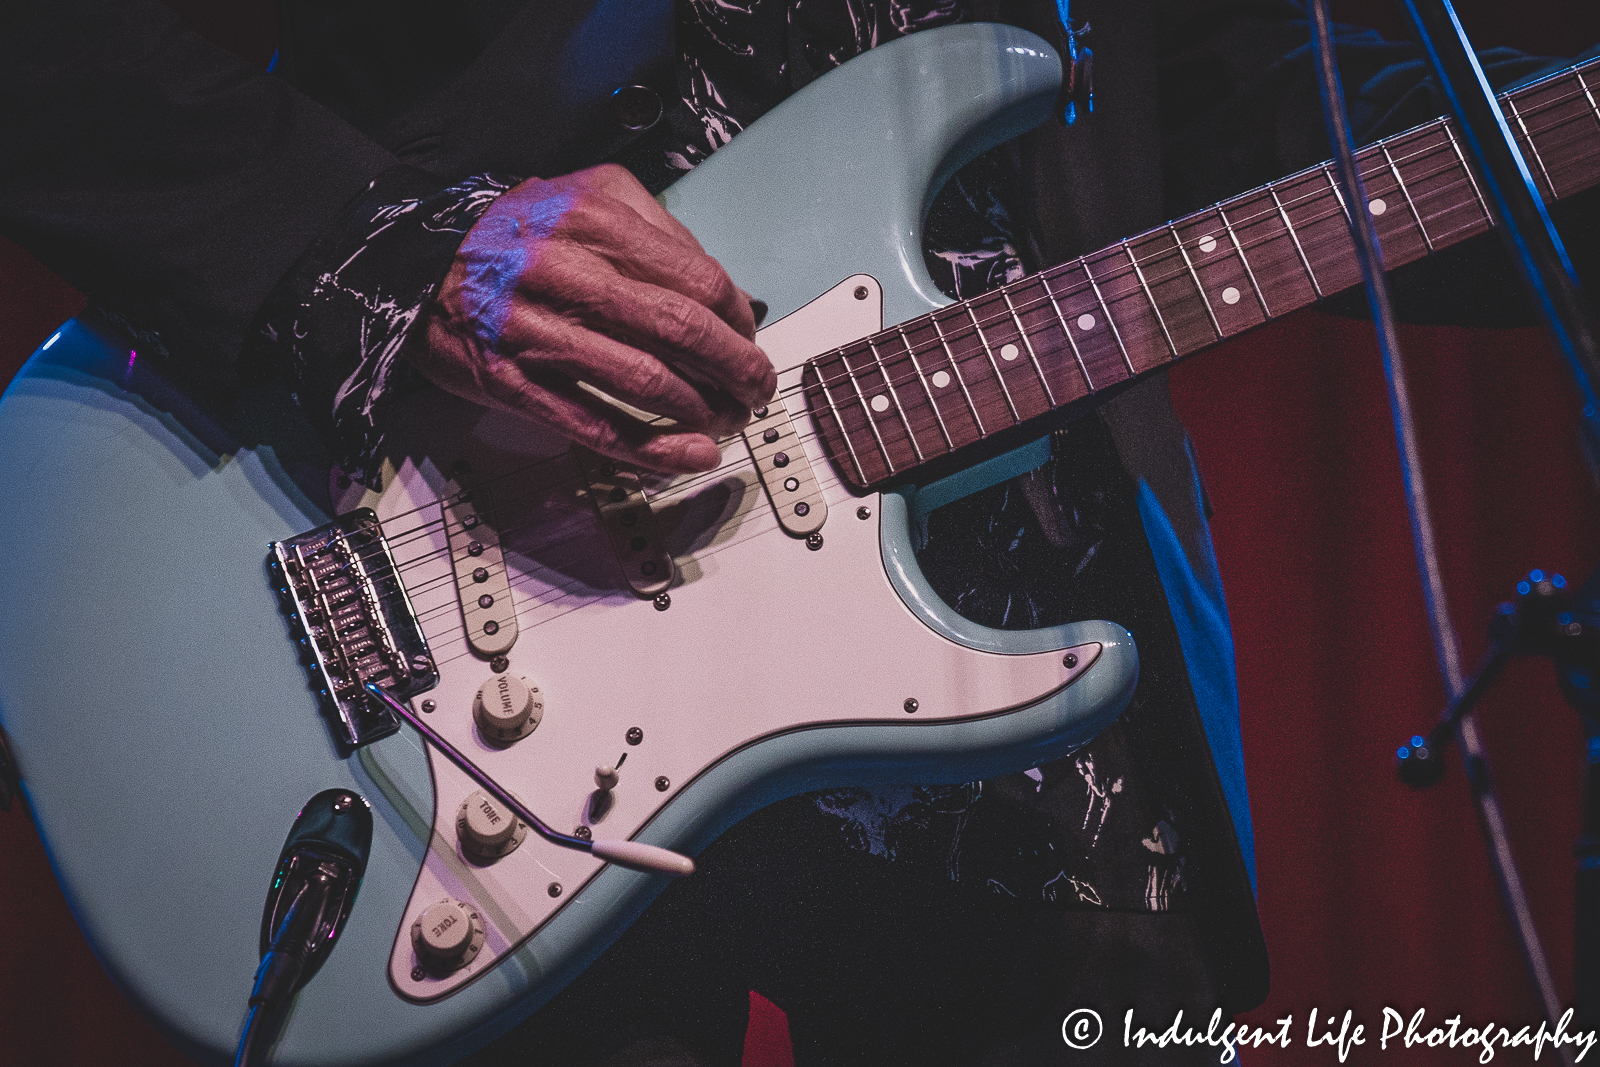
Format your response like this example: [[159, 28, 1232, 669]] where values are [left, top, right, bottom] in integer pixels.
[[2, 1, 1599, 1063]]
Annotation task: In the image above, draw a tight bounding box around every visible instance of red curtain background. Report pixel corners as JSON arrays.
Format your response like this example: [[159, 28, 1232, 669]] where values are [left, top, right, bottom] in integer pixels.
[[2, 2, 1599, 1064]]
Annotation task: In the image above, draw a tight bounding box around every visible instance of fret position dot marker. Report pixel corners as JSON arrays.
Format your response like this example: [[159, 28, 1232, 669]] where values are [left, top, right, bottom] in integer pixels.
[[1000, 343, 1019, 361], [1221, 286, 1241, 305], [1198, 235, 1218, 254], [1368, 197, 1387, 215], [870, 394, 890, 413], [1076, 313, 1096, 331], [931, 371, 951, 389]]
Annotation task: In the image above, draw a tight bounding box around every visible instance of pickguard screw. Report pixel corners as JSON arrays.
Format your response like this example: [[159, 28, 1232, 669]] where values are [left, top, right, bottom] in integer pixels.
[[655, 776, 670, 792], [857, 506, 871, 520], [421, 700, 437, 714], [904, 698, 919, 714], [806, 533, 824, 551], [548, 883, 563, 898], [412, 966, 426, 981], [490, 655, 510, 673], [627, 727, 644, 745], [654, 592, 671, 611], [854, 285, 869, 300], [411, 654, 432, 674], [1063, 653, 1078, 669], [574, 826, 592, 840]]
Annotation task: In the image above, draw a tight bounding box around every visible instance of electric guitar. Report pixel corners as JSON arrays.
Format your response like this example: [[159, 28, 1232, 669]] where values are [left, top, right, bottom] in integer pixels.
[[1, 23, 1594, 1067]]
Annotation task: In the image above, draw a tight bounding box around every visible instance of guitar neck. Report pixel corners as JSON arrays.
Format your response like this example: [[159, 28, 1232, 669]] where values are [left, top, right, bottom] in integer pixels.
[[803, 56, 1600, 490]]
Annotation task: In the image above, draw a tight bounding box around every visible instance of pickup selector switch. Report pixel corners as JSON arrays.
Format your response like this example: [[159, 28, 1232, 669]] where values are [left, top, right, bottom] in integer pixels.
[[411, 898, 486, 973], [457, 789, 528, 861], [473, 674, 543, 744]]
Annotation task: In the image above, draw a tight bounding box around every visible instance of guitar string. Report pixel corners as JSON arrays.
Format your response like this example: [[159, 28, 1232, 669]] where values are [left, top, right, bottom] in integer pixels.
[[338, 71, 1600, 705], [388, 113, 1584, 604], [307, 82, 1600, 576], [297, 119, 1600, 682], [352, 141, 1576, 610]]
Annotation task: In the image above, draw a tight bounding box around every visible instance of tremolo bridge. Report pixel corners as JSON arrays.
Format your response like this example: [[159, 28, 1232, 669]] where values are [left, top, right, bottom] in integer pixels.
[[269, 509, 437, 748]]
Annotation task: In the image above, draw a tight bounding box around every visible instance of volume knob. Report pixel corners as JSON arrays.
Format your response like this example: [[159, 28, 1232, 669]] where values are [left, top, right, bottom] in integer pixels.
[[473, 673, 543, 743], [410, 897, 486, 973]]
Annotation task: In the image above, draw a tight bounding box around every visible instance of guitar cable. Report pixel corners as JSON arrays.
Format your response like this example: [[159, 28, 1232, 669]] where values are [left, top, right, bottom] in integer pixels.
[[235, 872, 340, 1067], [234, 789, 374, 1067]]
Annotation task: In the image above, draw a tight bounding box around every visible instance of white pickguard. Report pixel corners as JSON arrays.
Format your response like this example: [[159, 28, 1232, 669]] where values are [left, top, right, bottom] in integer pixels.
[[337, 277, 1096, 1000]]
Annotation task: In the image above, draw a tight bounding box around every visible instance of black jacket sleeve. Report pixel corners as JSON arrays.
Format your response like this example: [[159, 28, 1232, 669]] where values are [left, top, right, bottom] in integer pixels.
[[0, 0, 413, 366]]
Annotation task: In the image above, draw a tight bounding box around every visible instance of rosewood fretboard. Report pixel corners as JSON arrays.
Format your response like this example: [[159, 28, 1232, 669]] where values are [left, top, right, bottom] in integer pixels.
[[802, 57, 1600, 489]]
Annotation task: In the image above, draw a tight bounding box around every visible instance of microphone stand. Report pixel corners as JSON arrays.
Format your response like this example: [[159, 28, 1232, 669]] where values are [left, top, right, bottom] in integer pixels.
[[1392, 0, 1600, 1036]]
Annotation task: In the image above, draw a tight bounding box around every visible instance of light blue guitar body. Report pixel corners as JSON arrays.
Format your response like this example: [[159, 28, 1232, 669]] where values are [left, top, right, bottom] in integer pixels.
[[0, 25, 1136, 1066]]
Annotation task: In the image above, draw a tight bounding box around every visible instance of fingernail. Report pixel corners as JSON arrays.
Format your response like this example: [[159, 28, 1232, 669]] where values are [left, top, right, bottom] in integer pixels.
[[683, 440, 721, 471]]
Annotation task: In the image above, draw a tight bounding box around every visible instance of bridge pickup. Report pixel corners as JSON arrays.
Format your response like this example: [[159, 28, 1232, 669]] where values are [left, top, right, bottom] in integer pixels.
[[443, 484, 518, 657], [574, 451, 674, 597], [742, 405, 827, 536], [270, 509, 437, 749]]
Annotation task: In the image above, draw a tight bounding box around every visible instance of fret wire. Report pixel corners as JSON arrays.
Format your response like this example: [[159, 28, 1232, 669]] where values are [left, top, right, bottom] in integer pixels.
[[1165, 222, 1224, 340], [1320, 160, 1351, 227], [841, 350, 898, 475], [1214, 204, 1273, 317], [1505, 95, 1557, 200], [960, 305, 1022, 422], [1001, 288, 1057, 406], [867, 338, 925, 463], [923, 320, 987, 436], [1378, 141, 1435, 252], [1082, 259, 1137, 376], [1037, 270, 1097, 390], [896, 327, 955, 450], [811, 137, 1471, 404], [1267, 179, 1325, 299], [1577, 68, 1600, 136], [801, 66, 1600, 418], [1123, 241, 1179, 356], [1442, 120, 1494, 225], [813, 370, 870, 486]]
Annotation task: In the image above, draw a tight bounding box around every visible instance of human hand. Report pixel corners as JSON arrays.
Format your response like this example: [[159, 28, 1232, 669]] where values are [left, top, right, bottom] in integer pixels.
[[410, 163, 775, 473]]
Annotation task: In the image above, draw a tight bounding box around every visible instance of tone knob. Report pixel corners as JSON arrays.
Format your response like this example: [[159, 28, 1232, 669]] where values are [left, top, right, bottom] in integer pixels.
[[456, 789, 527, 861], [410, 897, 485, 973], [473, 673, 543, 743]]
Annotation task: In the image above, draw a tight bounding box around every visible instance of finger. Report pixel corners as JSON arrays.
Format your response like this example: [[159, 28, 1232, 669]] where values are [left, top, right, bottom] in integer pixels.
[[491, 368, 727, 474], [555, 262, 774, 409], [412, 317, 728, 474], [558, 189, 760, 342], [499, 308, 745, 431]]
